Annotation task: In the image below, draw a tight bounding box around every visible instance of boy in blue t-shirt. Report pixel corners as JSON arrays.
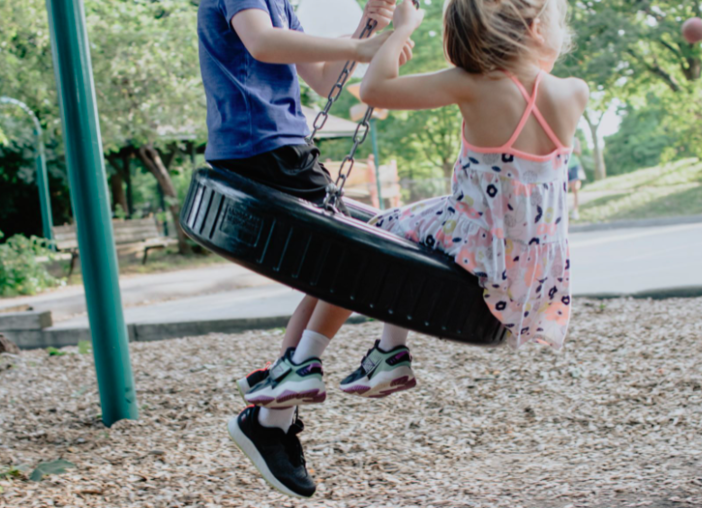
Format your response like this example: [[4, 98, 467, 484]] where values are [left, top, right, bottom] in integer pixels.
[[198, 0, 411, 498]]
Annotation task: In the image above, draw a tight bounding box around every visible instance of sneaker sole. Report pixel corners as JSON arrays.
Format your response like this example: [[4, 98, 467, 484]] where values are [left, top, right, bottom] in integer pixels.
[[227, 417, 312, 499], [340, 366, 416, 399], [246, 379, 327, 409], [236, 377, 250, 404]]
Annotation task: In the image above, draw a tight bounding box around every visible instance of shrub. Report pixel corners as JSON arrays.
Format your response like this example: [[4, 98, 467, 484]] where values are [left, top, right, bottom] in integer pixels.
[[0, 231, 61, 296]]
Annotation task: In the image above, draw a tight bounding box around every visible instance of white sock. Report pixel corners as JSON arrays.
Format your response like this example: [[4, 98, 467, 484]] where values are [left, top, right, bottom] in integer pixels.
[[292, 330, 331, 364], [378, 324, 409, 352], [258, 406, 295, 433]]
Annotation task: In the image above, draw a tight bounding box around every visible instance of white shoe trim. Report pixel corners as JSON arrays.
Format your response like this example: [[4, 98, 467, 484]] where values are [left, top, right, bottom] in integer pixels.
[[236, 377, 250, 403], [340, 366, 415, 398], [227, 417, 308, 499], [245, 378, 326, 408]]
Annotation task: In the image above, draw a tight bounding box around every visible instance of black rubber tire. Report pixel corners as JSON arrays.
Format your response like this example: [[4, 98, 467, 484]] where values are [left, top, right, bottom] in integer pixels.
[[180, 168, 507, 347]]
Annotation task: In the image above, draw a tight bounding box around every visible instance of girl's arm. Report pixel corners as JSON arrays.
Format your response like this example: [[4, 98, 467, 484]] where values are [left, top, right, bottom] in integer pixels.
[[297, 0, 403, 96], [360, 1, 471, 110]]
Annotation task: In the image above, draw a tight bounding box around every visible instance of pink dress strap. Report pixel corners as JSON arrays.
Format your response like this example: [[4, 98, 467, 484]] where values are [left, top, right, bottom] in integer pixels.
[[503, 70, 566, 151]]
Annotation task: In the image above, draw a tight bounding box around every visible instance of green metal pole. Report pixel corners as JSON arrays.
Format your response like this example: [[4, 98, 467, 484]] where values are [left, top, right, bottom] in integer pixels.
[[0, 97, 54, 243], [45, 0, 138, 426], [34, 129, 54, 243], [370, 118, 384, 210]]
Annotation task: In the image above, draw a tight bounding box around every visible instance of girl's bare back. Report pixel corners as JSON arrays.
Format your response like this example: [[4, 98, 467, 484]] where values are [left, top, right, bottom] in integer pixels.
[[459, 70, 587, 156]]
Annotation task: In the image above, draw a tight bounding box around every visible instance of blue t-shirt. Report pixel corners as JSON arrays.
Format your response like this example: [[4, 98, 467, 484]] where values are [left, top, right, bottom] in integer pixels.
[[198, 0, 310, 160]]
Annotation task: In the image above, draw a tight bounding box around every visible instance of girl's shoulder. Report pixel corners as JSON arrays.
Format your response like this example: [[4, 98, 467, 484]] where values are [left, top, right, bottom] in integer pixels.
[[540, 74, 589, 115]]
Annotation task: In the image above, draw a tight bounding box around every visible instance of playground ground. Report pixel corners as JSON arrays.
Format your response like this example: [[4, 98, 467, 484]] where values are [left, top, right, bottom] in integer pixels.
[[1, 297, 701, 508]]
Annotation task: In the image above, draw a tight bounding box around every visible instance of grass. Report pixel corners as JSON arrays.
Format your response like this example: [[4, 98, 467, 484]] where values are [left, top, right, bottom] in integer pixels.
[[577, 158, 702, 223]]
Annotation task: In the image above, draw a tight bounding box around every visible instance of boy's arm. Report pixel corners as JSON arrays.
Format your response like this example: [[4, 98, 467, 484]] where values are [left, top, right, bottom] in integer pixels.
[[232, 10, 365, 64]]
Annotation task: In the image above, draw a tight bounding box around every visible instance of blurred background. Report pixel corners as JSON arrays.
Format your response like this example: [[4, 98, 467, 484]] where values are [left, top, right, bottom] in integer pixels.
[[1, 0, 701, 297]]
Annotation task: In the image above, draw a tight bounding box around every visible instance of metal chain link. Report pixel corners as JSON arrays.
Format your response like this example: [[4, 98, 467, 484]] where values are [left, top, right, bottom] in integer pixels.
[[311, 0, 421, 212], [321, 102, 375, 211], [308, 18, 377, 142], [306, 18, 377, 212]]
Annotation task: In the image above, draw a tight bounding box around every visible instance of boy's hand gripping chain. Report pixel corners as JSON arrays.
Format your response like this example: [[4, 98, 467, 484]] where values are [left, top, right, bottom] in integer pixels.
[[309, 0, 420, 213]]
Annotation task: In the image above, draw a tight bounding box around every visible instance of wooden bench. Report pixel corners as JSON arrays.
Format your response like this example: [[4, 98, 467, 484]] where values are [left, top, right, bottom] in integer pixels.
[[53, 217, 177, 276]]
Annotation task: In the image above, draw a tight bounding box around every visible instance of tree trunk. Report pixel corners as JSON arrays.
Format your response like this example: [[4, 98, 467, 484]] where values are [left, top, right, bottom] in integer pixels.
[[137, 143, 192, 255], [122, 149, 134, 217], [583, 111, 607, 181], [109, 171, 129, 215]]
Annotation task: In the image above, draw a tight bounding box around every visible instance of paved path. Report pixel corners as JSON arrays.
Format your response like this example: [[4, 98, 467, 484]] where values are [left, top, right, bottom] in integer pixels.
[[3, 221, 701, 347], [0, 263, 270, 322], [50, 284, 303, 331], [569, 222, 702, 295]]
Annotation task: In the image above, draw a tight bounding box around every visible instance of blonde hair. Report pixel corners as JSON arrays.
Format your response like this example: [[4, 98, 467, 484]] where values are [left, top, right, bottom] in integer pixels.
[[444, 0, 572, 74]]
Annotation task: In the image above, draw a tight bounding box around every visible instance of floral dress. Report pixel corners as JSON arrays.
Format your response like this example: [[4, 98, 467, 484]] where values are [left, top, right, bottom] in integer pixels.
[[371, 71, 572, 350]]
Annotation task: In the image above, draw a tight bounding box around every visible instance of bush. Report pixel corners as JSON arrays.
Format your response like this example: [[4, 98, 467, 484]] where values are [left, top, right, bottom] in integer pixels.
[[0, 231, 62, 296]]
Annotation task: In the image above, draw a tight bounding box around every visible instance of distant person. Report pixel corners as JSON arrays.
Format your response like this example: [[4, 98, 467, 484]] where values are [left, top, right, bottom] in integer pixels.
[[568, 138, 586, 220]]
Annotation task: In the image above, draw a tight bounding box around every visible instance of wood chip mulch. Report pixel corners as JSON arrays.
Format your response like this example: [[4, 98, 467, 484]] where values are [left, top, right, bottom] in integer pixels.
[[1, 297, 701, 508]]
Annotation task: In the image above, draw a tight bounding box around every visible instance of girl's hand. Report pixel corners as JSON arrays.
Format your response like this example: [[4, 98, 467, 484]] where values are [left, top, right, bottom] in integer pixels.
[[362, 0, 396, 31], [393, 0, 424, 32], [357, 31, 415, 64]]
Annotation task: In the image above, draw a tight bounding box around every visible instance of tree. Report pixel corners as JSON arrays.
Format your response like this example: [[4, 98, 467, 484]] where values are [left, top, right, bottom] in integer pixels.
[[556, 0, 702, 178], [1, 0, 205, 251], [88, 0, 204, 253], [603, 97, 681, 175]]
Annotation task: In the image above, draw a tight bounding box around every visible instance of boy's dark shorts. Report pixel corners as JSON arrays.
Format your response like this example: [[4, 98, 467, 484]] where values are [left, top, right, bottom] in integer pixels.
[[209, 143, 348, 214]]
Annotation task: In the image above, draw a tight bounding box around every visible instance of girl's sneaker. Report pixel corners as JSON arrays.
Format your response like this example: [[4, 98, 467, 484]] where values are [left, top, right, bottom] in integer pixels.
[[236, 362, 271, 402], [245, 348, 326, 408], [339, 341, 416, 398]]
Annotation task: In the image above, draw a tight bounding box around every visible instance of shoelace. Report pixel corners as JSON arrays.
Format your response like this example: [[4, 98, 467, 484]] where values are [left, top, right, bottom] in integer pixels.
[[283, 418, 306, 468]]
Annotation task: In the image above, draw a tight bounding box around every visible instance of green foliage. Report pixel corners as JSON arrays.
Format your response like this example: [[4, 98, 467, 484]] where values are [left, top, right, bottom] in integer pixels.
[[46, 347, 67, 357], [577, 158, 702, 222], [0, 117, 72, 238], [113, 204, 127, 220], [603, 100, 680, 176], [0, 465, 28, 480], [29, 459, 75, 482], [585, 158, 701, 192], [1, 0, 204, 238], [0, 231, 61, 296], [77, 340, 92, 355]]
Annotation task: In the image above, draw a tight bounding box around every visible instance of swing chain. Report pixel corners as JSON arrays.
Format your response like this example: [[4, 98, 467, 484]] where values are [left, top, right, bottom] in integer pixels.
[[315, 0, 421, 212], [305, 18, 376, 212], [322, 103, 374, 210], [308, 18, 377, 141]]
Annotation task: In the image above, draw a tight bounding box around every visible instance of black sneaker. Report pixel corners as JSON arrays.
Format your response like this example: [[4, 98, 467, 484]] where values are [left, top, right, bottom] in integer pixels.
[[235, 363, 271, 402], [228, 405, 316, 498]]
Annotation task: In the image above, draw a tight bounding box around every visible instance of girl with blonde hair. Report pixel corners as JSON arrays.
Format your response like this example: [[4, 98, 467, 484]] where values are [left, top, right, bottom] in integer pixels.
[[357, 0, 589, 351]]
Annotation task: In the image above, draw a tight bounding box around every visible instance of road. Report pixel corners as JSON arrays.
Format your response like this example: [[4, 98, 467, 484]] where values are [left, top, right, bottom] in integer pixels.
[[569, 221, 702, 295], [2, 221, 701, 329]]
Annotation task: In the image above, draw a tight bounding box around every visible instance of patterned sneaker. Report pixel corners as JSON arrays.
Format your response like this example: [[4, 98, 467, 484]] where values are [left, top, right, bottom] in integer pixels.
[[245, 348, 326, 408], [236, 362, 271, 402], [228, 405, 316, 498], [339, 341, 416, 398]]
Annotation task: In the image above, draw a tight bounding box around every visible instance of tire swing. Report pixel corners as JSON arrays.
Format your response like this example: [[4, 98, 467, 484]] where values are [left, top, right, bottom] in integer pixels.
[[180, 18, 507, 347]]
